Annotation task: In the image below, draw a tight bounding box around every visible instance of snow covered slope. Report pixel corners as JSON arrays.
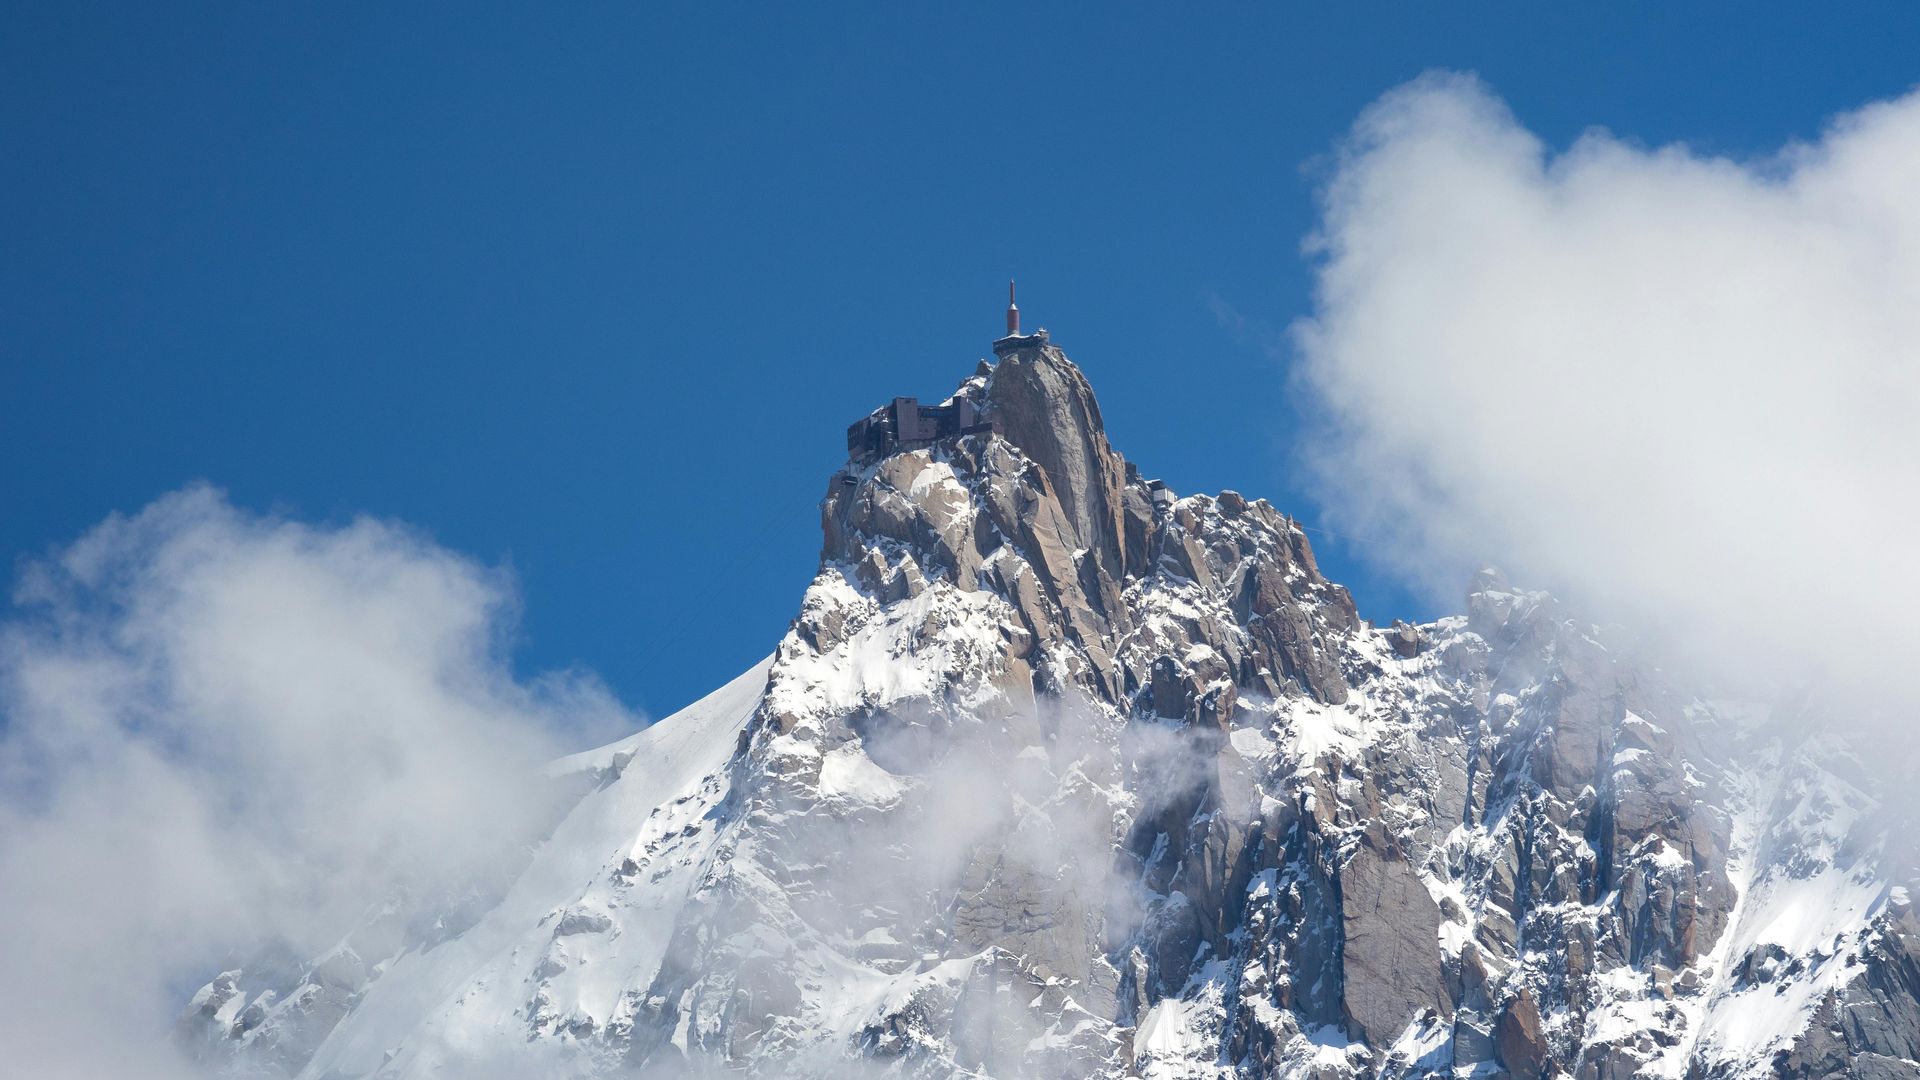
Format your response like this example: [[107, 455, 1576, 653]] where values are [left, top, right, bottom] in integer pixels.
[[184, 658, 770, 1079], [183, 341, 1917, 1080]]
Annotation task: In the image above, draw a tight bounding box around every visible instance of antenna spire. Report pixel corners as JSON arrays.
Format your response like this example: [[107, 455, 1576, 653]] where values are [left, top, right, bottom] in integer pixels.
[[1006, 280, 1020, 336]]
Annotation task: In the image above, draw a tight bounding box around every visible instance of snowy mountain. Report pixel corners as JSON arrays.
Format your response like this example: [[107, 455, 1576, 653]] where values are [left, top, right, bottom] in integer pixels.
[[182, 337, 1919, 1079]]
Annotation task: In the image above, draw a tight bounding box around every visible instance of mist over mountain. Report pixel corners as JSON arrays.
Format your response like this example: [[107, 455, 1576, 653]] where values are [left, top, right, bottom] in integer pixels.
[[143, 330, 1917, 1080]]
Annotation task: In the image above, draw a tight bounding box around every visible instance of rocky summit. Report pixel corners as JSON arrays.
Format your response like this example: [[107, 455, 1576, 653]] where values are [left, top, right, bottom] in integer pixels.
[[183, 339, 1917, 1079]]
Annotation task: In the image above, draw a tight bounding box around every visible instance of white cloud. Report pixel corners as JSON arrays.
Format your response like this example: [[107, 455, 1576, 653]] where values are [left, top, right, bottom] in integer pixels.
[[1294, 73, 1920, 705], [0, 486, 633, 1078]]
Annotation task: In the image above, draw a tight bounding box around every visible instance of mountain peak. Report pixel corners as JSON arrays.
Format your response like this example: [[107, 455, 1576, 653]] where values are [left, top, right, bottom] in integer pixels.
[[822, 337, 1356, 718], [981, 339, 1134, 576], [181, 330, 1912, 1080]]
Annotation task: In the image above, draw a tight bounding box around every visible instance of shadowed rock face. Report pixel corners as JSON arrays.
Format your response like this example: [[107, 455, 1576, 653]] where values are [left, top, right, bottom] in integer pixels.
[[183, 342, 1917, 1080]]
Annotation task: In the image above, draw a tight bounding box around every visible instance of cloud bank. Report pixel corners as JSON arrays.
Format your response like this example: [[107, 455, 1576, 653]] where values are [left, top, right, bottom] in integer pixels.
[[1295, 73, 1920, 706], [0, 486, 632, 1078]]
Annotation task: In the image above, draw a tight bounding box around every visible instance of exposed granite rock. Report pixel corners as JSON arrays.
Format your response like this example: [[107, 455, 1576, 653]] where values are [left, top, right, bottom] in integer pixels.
[[983, 340, 1134, 578], [1497, 986, 1549, 1078], [1339, 833, 1450, 1044]]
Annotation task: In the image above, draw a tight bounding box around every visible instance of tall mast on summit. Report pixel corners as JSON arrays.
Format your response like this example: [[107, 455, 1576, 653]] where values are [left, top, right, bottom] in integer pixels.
[[1006, 280, 1019, 337]]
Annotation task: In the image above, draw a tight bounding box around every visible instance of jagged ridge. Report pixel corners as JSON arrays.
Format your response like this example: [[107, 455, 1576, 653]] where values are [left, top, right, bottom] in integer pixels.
[[184, 339, 1916, 1080]]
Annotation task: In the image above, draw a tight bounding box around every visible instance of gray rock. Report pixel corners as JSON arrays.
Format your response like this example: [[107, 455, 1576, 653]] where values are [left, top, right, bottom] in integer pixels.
[[1496, 987, 1549, 1078], [1338, 831, 1451, 1045]]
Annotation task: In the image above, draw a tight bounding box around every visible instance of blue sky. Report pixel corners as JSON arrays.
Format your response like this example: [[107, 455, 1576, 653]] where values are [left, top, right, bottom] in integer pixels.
[[5, 4, 1917, 719]]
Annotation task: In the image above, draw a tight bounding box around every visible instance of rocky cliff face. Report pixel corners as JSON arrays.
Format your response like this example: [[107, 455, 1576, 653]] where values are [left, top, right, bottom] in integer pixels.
[[184, 340, 1916, 1079]]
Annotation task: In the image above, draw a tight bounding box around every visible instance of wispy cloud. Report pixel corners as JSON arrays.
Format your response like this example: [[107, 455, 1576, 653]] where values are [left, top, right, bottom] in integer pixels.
[[1294, 72, 1920, 714], [0, 485, 634, 1078]]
